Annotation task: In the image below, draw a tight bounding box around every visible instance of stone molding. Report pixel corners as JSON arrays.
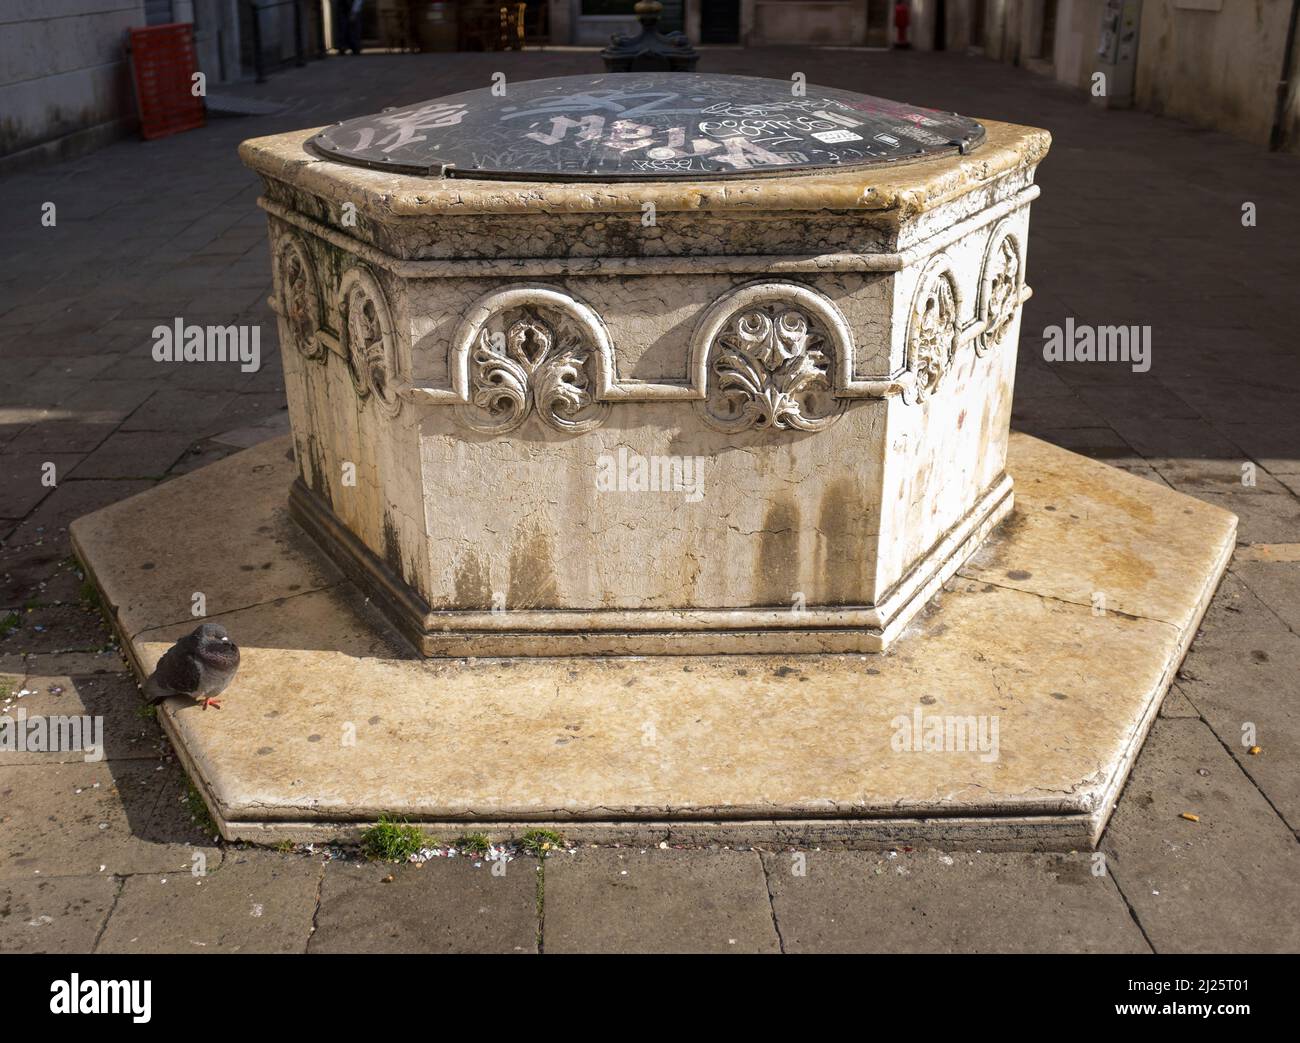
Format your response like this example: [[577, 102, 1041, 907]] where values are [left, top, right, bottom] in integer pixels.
[[257, 185, 1040, 279], [267, 216, 1033, 426]]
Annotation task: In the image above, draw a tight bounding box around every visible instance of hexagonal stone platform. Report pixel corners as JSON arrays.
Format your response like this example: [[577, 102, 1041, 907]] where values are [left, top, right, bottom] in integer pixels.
[[70, 433, 1234, 850]]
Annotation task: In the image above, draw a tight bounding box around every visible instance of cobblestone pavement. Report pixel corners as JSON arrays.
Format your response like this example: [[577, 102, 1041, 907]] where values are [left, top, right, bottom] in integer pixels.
[[2, 47, 1298, 954]]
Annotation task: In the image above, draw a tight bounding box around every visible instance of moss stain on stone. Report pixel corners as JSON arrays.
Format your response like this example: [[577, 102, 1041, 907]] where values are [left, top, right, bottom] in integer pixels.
[[509, 527, 559, 609], [453, 549, 493, 609], [381, 509, 408, 586], [756, 494, 800, 607], [818, 478, 870, 606], [304, 433, 332, 506]]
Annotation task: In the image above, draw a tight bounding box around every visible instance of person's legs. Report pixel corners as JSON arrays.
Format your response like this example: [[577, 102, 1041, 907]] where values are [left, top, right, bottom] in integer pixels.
[[333, 0, 361, 54], [332, 0, 347, 53], [347, 1, 363, 54]]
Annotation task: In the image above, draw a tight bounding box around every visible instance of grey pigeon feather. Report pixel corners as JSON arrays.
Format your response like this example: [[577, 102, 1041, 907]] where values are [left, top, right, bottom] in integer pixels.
[[143, 623, 240, 710]]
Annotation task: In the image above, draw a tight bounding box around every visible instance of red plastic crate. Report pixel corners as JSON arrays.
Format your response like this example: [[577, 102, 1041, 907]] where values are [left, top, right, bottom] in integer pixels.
[[127, 23, 206, 140]]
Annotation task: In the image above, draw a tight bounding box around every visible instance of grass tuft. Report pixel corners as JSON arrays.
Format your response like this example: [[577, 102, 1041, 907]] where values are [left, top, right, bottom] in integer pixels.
[[360, 816, 431, 862], [184, 780, 217, 837], [79, 578, 102, 613], [456, 832, 491, 856], [519, 828, 566, 858]]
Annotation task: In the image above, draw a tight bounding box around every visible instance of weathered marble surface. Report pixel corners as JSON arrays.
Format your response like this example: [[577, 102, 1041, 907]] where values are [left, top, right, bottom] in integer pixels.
[[70, 432, 1236, 850], [240, 119, 1049, 654]]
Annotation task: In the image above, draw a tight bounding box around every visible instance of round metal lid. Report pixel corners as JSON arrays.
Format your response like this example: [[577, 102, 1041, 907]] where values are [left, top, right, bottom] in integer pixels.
[[310, 73, 985, 182]]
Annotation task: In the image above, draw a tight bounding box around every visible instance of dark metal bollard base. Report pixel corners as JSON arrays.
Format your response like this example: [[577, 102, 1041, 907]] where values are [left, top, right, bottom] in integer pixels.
[[601, 0, 699, 73]]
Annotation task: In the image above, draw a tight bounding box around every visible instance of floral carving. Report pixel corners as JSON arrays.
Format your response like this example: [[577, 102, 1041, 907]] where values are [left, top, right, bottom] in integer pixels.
[[978, 234, 1021, 355], [908, 272, 958, 403], [340, 269, 402, 415], [703, 306, 839, 432], [274, 235, 323, 360], [462, 311, 607, 434]]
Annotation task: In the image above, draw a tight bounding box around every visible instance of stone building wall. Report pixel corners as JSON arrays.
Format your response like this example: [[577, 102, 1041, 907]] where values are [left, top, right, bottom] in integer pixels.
[[0, 0, 251, 173], [0, 0, 147, 170], [948, 0, 1300, 152], [1135, 0, 1297, 148], [1050, 0, 1106, 90], [742, 0, 870, 45]]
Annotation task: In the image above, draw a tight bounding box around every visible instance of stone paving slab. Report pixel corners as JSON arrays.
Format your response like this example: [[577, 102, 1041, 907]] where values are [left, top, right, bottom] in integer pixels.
[[59, 380, 156, 426], [1101, 717, 1300, 953], [0, 541, 86, 612], [0, 602, 110, 657], [0, 454, 85, 520], [308, 857, 538, 954], [0, 670, 161, 764], [1184, 491, 1300, 546], [1173, 571, 1300, 832], [5, 479, 155, 549], [1219, 425, 1300, 478], [0, 874, 119, 953], [1231, 558, 1300, 634], [543, 848, 780, 954], [69, 431, 197, 480], [0, 760, 220, 881], [97, 851, 320, 954], [761, 849, 1147, 954], [0, 649, 129, 678], [120, 390, 242, 435], [1, 422, 117, 458], [1159, 684, 1201, 720], [957, 433, 1235, 631]]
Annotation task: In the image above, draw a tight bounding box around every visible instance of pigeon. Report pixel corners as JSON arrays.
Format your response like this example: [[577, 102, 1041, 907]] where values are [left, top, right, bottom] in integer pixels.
[[143, 623, 240, 711]]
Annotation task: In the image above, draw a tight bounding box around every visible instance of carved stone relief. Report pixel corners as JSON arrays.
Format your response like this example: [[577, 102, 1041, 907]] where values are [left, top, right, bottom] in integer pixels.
[[702, 303, 841, 431], [460, 308, 609, 434], [273, 233, 323, 361], [339, 267, 402, 415], [907, 267, 959, 403], [977, 230, 1022, 355]]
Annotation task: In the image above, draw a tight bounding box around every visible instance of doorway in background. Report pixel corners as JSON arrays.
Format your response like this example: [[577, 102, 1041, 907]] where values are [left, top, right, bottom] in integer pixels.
[[700, 0, 740, 43]]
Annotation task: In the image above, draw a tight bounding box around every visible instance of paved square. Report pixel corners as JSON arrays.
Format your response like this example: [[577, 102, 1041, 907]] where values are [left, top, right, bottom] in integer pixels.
[[1, 47, 1297, 953]]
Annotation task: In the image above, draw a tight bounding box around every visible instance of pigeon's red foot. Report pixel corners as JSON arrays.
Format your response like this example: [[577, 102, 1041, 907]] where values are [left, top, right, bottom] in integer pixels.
[[202, 697, 222, 710]]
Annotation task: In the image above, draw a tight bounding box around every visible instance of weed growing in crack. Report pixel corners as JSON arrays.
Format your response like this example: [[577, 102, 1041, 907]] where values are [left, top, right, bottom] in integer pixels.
[[520, 828, 566, 858], [456, 832, 491, 857], [184, 780, 217, 837], [360, 816, 432, 861]]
